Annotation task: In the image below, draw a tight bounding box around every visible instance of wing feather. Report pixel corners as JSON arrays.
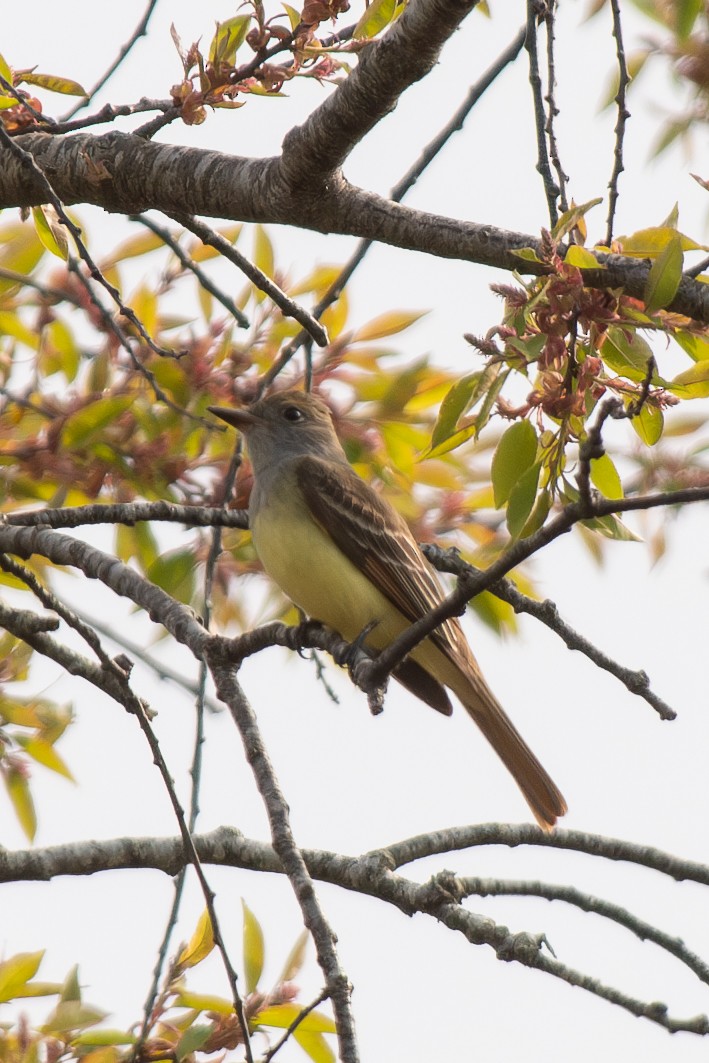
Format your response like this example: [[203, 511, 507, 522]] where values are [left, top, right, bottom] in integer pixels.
[[296, 455, 469, 667]]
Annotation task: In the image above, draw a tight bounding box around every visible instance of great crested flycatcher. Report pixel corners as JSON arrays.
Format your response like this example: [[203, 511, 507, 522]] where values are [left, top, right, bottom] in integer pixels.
[[209, 390, 567, 829]]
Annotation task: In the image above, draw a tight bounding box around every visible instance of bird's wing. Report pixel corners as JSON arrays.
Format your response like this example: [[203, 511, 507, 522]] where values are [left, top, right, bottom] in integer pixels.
[[296, 455, 468, 667]]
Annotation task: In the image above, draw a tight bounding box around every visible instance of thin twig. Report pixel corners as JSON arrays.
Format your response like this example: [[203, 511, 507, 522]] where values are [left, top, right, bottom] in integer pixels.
[[169, 212, 328, 346], [460, 875, 709, 986], [543, 1, 568, 215], [525, 0, 560, 226], [60, 0, 160, 121], [130, 214, 249, 328], [260, 24, 528, 392], [605, 0, 630, 246], [207, 657, 360, 1062], [262, 989, 331, 1063]]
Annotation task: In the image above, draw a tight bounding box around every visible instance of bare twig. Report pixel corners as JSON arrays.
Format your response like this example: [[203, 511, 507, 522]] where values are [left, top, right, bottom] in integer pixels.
[[60, 0, 160, 121], [605, 0, 630, 246], [543, 1, 568, 215], [525, 1, 560, 226], [130, 214, 249, 328], [169, 212, 328, 346]]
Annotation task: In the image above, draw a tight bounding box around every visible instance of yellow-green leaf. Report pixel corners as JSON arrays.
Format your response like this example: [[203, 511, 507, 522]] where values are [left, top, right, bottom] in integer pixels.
[[632, 403, 664, 446], [670, 359, 709, 398], [209, 16, 251, 65], [283, 3, 302, 29], [590, 453, 624, 500], [178, 909, 215, 969], [354, 0, 399, 39], [552, 197, 603, 242], [32, 206, 69, 261], [279, 929, 309, 983], [174, 990, 233, 1015], [491, 420, 537, 508], [643, 232, 683, 312], [5, 768, 37, 841], [353, 309, 427, 342], [256, 1005, 336, 1034], [176, 1024, 214, 1062], [253, 225, 274, 282], [294, 1029, 336, 1063], [62, 396, 134, 449], [0, 952, 44, 1003], [21, 72, 87, 97], [42, 1000, 108, 1035], [420, 422, 477, 460], [619, 225, 704, 257], [242, 900, 264, 993], [564, 245, 603, 269], [16, 735, 74, 780], [147, 548, 196, 605], [601, 327, 658, 384], [506, 462, 540, 539], [72, 1029, 137, 1046]]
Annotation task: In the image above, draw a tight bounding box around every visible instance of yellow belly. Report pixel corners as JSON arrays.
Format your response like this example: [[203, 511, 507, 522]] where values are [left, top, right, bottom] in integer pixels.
[[250, 478, 469, 698], [251, 487, 412, 648]]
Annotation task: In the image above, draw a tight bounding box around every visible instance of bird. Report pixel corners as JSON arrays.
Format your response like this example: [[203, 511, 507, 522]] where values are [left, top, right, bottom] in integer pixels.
[[209, 389, 567, 829]]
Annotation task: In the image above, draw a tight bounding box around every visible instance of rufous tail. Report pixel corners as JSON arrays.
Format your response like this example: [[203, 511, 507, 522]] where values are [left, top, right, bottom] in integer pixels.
[[460, 689, 567, 831]]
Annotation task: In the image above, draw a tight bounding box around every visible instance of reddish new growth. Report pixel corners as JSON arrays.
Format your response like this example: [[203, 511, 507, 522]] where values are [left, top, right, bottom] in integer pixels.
[[492, 237, 675, 431]]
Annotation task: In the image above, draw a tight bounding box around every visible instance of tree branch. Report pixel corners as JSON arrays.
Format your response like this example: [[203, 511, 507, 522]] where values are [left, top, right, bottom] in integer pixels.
[[4, 825, 709, 1036]]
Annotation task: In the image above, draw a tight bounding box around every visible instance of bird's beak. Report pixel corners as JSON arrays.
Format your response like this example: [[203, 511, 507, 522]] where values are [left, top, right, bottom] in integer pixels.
[[207, 405, 259, 431]]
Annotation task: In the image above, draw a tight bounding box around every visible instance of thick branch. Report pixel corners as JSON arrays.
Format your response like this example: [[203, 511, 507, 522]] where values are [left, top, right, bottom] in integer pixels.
[[5, 131, 708, 321]]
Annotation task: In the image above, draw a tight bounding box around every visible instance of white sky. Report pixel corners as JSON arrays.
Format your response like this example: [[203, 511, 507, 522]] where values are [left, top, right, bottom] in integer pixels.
[[3, 2, 709, 1061]]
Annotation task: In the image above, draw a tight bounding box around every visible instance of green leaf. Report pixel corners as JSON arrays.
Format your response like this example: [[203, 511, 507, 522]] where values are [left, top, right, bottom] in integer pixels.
[[506, 462, 540, 539], [354, 0, 399, 39], [421, 422, 477, 460], [0, 53, 12, 87], [62, 396, 134, 449], [209, 16, 251, 66], [176, 1023, 214, 1062], [632, 404, 664, 446], [0, 952, 44, 1003], [32, 206, 69, 261], [673, 330, 709, 362], [670, 359, 709, 398], [147, 548, 196, 605], [552, 197, 603, 241], [601, 327, 659, 384], [43, 1001, 108, 1035], [590, 453, 624, 500], [178, 909, 215, 969], [4, 768, 37, 841], [283, 3, 302, 30], [520, 487, 551, 538], [72, 1029, 137, 1046], [430, 373, 479, 448], [643, 232, 683, 312], [491, 420, 537, 507], [242, 900, 265, 993]]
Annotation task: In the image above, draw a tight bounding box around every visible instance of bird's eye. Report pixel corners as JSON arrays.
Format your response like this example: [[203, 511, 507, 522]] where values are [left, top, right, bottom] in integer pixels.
[[283, 406, 304, 422]]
